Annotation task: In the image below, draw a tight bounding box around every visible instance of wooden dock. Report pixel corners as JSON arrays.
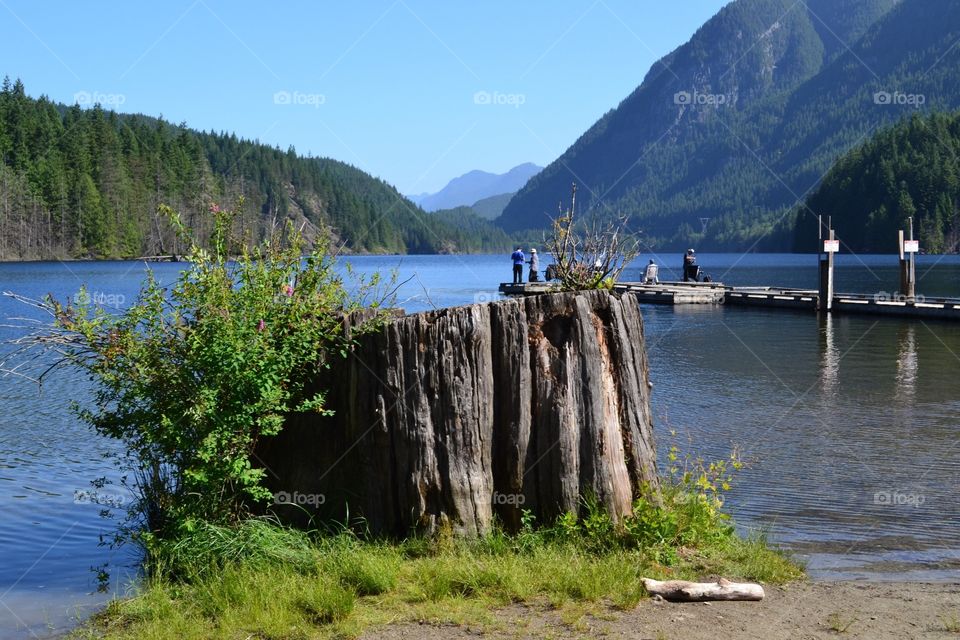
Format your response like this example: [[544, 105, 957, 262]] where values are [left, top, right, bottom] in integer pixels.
[[497, 281, 960, 321]]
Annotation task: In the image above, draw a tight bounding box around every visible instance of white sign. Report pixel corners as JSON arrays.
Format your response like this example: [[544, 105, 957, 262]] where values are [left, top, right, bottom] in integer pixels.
[[823, 240, 840, 253], [904, 240, 919, 253]]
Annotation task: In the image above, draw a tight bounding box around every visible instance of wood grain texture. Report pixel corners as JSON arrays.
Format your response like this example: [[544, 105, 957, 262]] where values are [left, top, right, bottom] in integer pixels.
[[258, 290, 659, 536]]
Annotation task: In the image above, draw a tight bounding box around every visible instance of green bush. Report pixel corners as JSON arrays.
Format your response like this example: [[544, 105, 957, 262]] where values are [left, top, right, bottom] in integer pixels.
[[46, 200, 389, 547], [498, 443, 743, 560]]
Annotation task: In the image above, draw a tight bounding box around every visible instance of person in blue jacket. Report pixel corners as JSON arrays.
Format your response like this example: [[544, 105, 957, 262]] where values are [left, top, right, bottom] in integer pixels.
[[511, 247, 525, 284]]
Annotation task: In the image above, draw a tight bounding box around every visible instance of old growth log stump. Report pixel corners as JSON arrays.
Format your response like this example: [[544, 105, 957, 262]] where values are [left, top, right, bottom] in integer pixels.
[[257, 290, 659, 536]]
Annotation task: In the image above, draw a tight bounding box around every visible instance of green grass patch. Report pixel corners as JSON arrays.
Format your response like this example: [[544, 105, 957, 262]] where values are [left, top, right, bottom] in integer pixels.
[[73, 520, 801, 639], [73, 450, 803, 639]]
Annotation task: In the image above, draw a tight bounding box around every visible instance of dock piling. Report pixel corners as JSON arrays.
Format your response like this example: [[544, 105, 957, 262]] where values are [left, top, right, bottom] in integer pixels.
[[819, 227, 836, 313], [899, 219, 917, 302]]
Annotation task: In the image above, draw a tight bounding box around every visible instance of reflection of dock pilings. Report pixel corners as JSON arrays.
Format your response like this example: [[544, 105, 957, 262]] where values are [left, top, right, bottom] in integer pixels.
[[818, 313, 839, 396], [895, 324, 918, 403], [815, 316, 919, 404]]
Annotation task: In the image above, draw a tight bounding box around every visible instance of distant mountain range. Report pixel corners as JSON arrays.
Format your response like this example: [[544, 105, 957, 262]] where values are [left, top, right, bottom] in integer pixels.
[[8, 0, 960, 258], [498, 0, 960, 252], [409, 163, 541, 213]]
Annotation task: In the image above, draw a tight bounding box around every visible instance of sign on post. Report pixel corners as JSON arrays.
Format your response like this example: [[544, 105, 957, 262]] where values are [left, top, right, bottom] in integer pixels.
[[904, 240, 919, 253], [823, 239, 840, 253]]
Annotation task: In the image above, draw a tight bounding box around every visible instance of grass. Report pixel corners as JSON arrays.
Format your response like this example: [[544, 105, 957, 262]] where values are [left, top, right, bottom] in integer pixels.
[[71, 512, 802, 639], [942, 612, 960, 633], [825, 611, 858, 634], [71, 453, 803, 639]]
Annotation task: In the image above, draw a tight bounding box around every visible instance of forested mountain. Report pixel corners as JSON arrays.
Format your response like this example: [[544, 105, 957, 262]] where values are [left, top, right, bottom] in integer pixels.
[[470, 192, 514, 220], [0, 78, 511, 260], [795, 111, 960, 253], [411, 163, 541, 212], [498, 0, 960, 252]]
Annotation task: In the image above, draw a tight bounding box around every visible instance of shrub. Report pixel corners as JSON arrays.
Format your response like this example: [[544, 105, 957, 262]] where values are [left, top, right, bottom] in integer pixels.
[[34, 200, 390, 548]]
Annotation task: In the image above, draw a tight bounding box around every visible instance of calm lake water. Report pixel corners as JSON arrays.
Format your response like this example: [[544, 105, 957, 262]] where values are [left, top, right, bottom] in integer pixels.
[[1, 253, 959, 637]]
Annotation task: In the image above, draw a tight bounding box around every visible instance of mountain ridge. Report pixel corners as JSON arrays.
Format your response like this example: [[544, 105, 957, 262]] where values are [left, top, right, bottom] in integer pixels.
[[497, 0, 953, 253], [0, 78, 512, 259], [411, 162, 541, 212]]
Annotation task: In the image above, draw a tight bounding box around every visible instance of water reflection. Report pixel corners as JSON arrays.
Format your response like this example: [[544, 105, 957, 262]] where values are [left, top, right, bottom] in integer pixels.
[[895, 324, 918, 405], [818, 313, 839, 397]]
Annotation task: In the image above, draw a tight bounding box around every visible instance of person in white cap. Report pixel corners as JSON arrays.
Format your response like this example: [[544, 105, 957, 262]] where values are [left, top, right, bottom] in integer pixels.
[[527, 248, 540, 282]]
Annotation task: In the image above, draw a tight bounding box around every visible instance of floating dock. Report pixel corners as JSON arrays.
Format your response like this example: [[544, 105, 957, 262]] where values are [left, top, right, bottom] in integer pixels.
[[501, 222, 960, 319], [498, 281, 960, 321]]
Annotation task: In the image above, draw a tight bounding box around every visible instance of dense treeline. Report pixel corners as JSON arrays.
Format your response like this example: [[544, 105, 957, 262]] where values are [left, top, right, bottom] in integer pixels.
[[794, 112, 960, 253], [428, 206, 520, 253], [0, 78, 511, 260]]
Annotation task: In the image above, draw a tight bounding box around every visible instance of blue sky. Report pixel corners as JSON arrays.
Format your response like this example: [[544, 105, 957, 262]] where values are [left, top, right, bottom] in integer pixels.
[[0, 1, 729, 194]]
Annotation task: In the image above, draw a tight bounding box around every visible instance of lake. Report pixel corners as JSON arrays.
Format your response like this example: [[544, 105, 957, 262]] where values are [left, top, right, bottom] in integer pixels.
[[1, 252, 959, 637]]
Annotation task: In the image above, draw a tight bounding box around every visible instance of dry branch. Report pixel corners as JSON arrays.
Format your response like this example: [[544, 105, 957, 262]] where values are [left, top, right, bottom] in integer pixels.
[[641, 577, 765, 602], [545, 184, 639, 290]]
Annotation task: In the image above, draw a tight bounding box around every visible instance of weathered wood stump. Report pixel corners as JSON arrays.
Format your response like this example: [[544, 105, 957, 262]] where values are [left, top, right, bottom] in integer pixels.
[[257, 290, 659, 536]]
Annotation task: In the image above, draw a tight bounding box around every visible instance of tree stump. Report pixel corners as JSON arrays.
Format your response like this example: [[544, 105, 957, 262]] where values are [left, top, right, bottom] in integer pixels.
[[257, 290, 659, 536]]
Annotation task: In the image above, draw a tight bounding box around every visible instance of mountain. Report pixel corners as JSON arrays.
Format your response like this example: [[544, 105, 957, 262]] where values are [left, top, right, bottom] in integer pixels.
[[407, 191, 431, 206], [796, 111, 960, 253], [412, 163, 541, 212], [497, 0, 960, 251], [0, 78, 511, 260], [470, 192, 514, 220]]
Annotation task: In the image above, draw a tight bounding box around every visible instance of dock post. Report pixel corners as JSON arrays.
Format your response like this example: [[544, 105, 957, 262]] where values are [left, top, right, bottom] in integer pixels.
[[899, 219, 917, 303], [818, 228, 835, 313], [907, 218, 916, 302], [899, 229, 907, 297]]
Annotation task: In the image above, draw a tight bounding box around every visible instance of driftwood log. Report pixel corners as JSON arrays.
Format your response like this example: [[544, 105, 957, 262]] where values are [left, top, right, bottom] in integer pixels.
[[641, 578, 765, 602], [257, 290, 659, 536]]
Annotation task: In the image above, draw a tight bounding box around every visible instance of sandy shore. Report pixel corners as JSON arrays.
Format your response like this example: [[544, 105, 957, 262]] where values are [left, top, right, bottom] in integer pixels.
[[364, 582, 960, 640]]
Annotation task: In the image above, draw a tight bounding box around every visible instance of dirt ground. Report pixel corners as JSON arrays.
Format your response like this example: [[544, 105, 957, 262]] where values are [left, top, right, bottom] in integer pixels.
[[363, 582, 960, 640]]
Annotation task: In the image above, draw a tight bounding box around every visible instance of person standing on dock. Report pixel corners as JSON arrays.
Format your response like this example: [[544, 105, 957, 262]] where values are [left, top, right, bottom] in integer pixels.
[[527, 248, 540, 282], [643, 259, 659, 284], [511, 246, 525, 284], [683, 249, 699, 282]]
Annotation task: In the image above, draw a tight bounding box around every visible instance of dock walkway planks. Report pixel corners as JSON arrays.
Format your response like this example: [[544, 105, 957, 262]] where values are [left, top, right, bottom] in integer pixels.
[[497, 281, 960, 321]]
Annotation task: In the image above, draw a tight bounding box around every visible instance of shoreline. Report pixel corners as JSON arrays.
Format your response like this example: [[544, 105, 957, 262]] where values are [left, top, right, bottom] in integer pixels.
[[3, 250, 960, 264], [358, 581, 960, 639], [15, 579, 959, 639]]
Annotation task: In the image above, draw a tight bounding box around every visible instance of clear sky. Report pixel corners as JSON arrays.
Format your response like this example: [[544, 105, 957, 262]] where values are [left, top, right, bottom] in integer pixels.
[[0, 1, 729, 194]]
